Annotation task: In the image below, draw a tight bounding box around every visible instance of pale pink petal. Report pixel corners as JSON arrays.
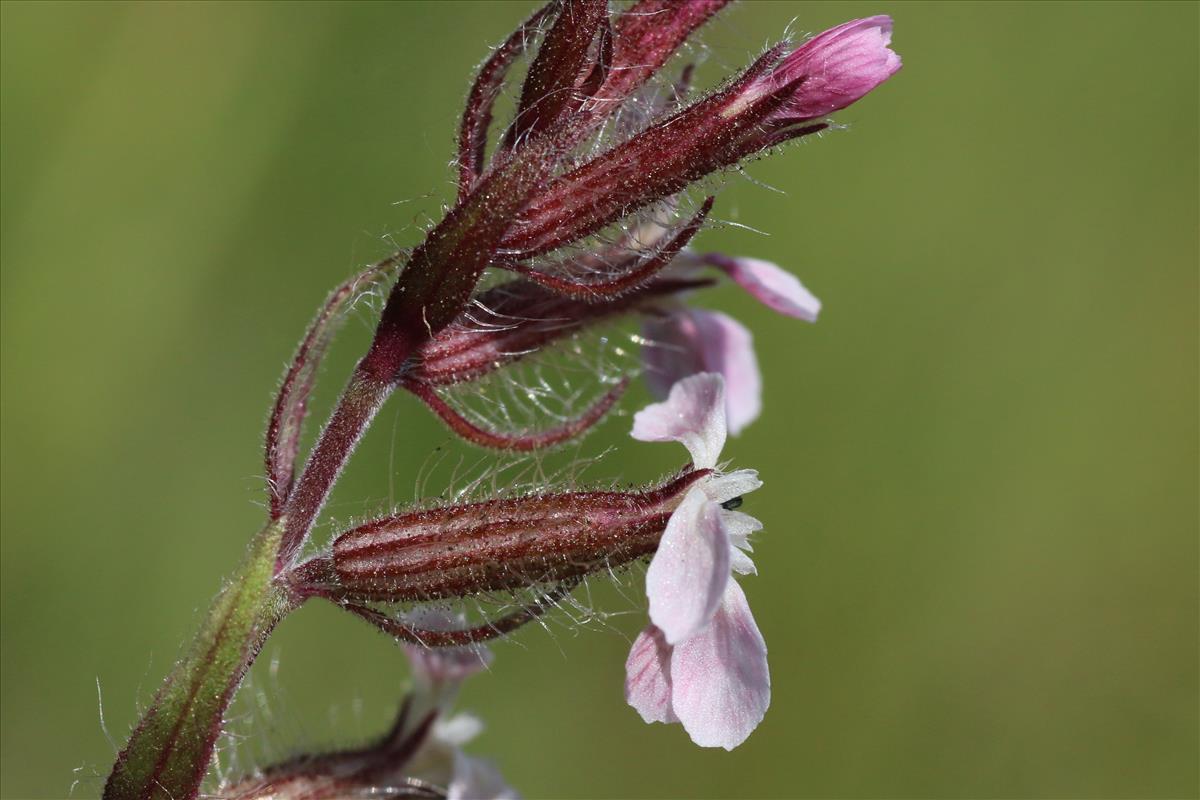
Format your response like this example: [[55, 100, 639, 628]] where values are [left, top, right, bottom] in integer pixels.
[[722, 510, 762, 576], [640, 312, 706, 401], [641, 310, 761, 436], [690, 311, 761, 436], [435, 713, 484, 747], [720, 506, 758, 575], [646, 487, 731, 644], [721, 510, 762, 538], [669, 581, 770, 750], [624, 625, 678, 724], [631, 372, 727, 468], [704, 253, 822, 322]]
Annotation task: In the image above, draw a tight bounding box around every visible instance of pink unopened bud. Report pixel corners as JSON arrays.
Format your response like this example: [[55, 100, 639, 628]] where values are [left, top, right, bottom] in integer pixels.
[[754, 15, 902, 124]]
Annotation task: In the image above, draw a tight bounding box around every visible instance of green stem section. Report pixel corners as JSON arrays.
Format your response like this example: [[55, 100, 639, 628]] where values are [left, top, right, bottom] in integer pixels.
[[104, 520, 291, 800]]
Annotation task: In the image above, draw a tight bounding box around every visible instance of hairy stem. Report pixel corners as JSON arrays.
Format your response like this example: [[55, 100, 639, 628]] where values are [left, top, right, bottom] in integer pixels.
[[275, 369, 397, 569], [104, 521, 290, 800], [107, 365, 399, 799]]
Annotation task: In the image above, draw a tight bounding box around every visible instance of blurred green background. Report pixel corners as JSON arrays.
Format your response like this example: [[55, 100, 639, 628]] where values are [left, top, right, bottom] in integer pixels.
[[2, 1, 1196, 797]]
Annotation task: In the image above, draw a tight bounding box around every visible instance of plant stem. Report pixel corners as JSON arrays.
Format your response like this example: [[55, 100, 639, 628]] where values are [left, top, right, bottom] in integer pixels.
[[106, 366, 396, 799], [103, 520, 290, 800], [104, 78, 559, 799], [275, 368, 396, 569]]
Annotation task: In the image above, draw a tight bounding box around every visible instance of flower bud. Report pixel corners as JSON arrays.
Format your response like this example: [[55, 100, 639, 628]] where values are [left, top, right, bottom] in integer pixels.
[[751, 16, 902, 124]]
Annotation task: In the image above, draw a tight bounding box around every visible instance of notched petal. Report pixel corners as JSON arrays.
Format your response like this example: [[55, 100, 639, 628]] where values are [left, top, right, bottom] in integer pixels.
[[669, 581, 770, 750], [631, 372, 727, 469]]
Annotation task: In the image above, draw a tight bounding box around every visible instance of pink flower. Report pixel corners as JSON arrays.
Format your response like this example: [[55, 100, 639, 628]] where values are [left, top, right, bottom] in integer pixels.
[[625, 373, 770, 749], [641, 252, 822, 435]]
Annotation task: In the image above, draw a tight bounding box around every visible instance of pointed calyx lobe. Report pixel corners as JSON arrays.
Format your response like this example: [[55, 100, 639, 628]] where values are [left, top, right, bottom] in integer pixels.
[[457, 4, 553, 198], [265, 259, 400, 517]]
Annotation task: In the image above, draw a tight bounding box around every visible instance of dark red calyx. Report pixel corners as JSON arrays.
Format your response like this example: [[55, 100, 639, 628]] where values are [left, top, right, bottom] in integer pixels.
[[566, 0, 730, 143], [595, 0, 729, 106], [457, 3, 554, 200], [322, 468, 710, 603]]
